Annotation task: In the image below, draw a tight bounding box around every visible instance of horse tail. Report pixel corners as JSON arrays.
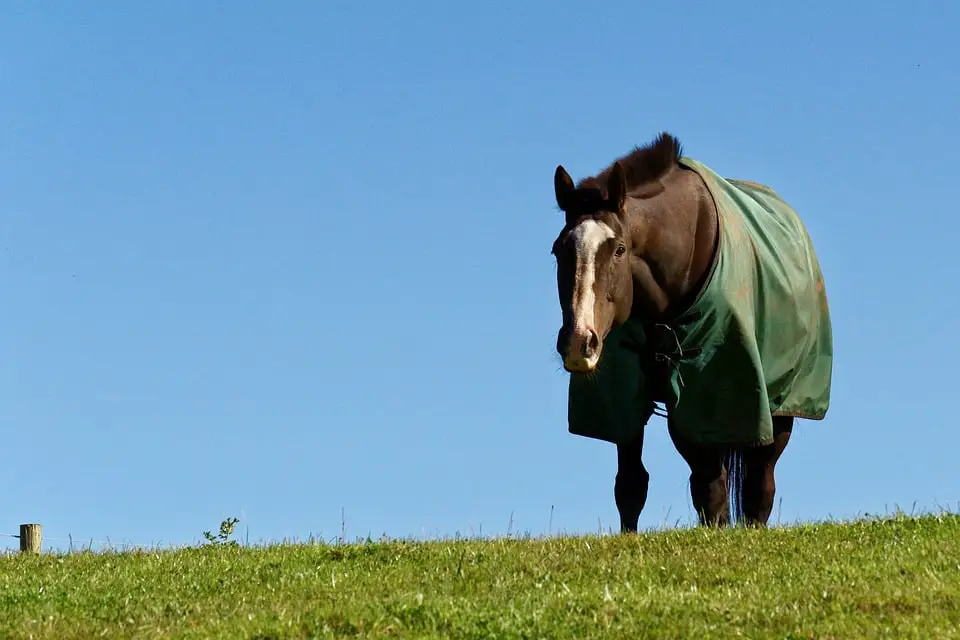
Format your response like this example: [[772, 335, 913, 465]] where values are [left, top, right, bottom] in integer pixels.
[[725, 446, 746, 526]]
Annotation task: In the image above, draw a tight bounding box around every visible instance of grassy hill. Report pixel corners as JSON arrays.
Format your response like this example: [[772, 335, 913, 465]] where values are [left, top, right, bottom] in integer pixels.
[[1, 513, 958, 638]]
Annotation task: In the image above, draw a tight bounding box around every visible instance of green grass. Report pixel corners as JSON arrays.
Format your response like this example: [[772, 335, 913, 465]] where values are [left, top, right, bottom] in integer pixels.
[[1, 514, 959, 639]]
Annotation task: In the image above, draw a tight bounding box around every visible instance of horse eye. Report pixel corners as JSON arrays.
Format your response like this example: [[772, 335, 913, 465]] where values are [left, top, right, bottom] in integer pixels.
[[615, 245, 626, 257]]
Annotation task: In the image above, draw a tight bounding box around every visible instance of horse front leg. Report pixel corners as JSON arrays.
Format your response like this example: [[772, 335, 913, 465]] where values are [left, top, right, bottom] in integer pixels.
[[614, 427, 649, 533], [741, 415, 794, 526], [668, 420, 729, 526]]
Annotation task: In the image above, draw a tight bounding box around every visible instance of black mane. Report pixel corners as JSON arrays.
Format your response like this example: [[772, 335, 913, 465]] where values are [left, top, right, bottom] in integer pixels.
[[578, 132, 683, 197]]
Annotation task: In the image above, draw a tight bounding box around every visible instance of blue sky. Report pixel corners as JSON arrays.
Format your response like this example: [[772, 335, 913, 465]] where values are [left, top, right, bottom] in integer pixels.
[[2, 1, 958, 551]]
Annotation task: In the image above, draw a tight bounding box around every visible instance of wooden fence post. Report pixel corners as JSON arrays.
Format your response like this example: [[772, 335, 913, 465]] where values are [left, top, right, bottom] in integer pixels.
[[19, 524, 41, 554]]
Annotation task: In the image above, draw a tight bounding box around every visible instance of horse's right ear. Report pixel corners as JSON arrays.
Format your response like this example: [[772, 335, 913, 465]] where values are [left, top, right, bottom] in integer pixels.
[[554, 165, 576, 212]]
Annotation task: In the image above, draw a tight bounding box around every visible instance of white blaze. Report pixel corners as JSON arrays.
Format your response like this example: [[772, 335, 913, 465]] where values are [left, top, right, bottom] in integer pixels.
[[566, 219, 615, 369]]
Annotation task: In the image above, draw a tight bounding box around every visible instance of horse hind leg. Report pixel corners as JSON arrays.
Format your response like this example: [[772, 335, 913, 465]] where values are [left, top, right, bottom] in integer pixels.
[[614, 430, 650, 533], [668, 421, 730, 527], [737, 415, 794, 526], [689, 452, 729, 527]]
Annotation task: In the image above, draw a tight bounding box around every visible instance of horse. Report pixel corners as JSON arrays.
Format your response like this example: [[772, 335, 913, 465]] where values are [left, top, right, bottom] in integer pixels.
[[550, 132, 832, 530]]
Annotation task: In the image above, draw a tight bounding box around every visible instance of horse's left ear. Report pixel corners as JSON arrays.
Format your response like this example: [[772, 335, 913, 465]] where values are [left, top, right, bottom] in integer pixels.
[[608, 161, 627, 212]]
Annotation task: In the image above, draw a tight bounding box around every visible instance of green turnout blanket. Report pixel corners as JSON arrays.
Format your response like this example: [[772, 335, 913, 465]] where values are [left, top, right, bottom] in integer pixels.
[[567, 157, 833, 446]]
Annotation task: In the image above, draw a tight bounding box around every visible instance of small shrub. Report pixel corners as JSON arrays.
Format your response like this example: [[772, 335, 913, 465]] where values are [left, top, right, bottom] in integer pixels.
[[203, 517, 240, 547]]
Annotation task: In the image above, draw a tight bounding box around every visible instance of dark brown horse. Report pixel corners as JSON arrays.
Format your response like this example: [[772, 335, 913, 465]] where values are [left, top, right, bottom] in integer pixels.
[[551, 132, 830, 530]]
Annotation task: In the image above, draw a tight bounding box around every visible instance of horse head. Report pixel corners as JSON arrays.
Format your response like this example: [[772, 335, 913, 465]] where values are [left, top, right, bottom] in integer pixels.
[[551, 161, 634, 373]]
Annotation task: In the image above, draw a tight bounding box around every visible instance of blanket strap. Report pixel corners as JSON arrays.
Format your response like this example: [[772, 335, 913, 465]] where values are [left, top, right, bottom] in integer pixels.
[[647, 321, 703, 419]]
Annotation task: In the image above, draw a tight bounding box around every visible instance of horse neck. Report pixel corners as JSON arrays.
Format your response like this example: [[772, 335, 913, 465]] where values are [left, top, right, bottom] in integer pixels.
[[627, 167, 718, 322]]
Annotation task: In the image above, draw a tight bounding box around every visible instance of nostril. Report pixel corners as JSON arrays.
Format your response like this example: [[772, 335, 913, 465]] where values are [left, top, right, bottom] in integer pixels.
[[557, 328, 570, 356], [582, 330, 601, 358]]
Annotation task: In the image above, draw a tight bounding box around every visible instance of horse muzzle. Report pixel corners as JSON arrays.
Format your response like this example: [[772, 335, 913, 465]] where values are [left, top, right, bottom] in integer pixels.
[[558, 326, 601, 373]]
